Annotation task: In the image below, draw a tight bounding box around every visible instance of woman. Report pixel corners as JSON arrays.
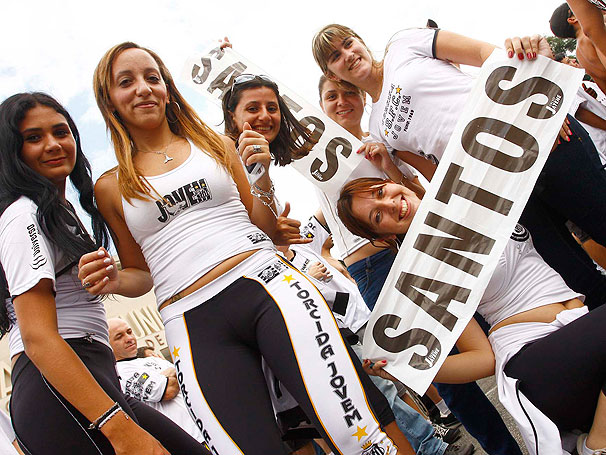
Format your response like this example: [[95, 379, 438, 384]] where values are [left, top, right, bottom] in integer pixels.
[[223, 75, 479, 455], [0, 93, 206, 455], [80, 42, 408, 455], [337, 174, 606, 455], [317, 75, 522, 455], [312, 24, 606, 313]]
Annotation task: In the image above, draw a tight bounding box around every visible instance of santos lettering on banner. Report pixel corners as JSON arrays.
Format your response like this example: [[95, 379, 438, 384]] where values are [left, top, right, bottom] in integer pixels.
[[181, 47, 364, 195], [363, 50, 583, 394]]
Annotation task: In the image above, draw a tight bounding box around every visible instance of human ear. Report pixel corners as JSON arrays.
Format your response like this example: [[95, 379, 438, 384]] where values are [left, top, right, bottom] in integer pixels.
[[326, 72, 341, 82]]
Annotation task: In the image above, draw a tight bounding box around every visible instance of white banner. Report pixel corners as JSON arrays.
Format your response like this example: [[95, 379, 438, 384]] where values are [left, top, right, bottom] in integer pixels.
[[181, 46, 364, 195], [182, 46, 583, 393], [363, 50, 584, 393]]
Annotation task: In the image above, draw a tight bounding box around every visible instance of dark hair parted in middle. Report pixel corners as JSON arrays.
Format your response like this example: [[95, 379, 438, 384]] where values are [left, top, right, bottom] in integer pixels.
[[222, 76, 312, 166]]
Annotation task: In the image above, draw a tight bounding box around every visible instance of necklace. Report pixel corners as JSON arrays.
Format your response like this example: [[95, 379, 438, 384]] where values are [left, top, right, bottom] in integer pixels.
[[139, 135, 174, 164]]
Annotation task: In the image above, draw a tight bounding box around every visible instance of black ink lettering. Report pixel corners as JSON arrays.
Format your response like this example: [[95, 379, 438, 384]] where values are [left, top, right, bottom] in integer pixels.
[[436, 163, 513, 215], [207, 62, 247, 100], [191, 47, 226, 85], [310, 137, 353, 182], [414, 212, 495, 277], [461, 117, 539, 173]]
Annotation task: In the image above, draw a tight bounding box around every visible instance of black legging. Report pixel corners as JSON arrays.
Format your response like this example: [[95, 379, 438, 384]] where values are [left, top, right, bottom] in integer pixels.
[[10, 338, 207, 455], [504, 304, 606, 432]]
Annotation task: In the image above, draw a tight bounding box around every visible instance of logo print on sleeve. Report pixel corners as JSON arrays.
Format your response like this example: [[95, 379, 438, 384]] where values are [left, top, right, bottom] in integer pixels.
[[156, 179, 212, 223], [27, 224, 47, 270], [510, 223, 530, 242]]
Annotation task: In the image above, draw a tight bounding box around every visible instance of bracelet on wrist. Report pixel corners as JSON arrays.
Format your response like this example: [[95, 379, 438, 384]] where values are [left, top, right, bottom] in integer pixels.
[[88, 402, 127, 430], [250, 180, 278, 218]]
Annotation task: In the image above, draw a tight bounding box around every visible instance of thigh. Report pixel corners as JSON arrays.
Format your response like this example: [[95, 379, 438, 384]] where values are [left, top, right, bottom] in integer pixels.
[[520, 192, 606, 310], [539, 116, 606, 245], [504, 305, 606, 430]]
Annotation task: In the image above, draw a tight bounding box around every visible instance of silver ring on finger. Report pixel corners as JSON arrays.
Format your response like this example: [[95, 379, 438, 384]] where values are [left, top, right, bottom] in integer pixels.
[[82, 281, 92, 289], [252, 144, 261, 153]]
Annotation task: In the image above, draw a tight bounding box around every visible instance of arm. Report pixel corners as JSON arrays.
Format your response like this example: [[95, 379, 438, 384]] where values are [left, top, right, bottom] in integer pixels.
[[223, 133, 279, 239], [13, 280, 167, 454], [434, 30, 497, 67], [433, 318, 495, 383], [393, 150, 437, 182], [569, 0, 606, 62], [160, 368, 179, 401], [576, 105, 606, 130], [78, 173, 153, 297]]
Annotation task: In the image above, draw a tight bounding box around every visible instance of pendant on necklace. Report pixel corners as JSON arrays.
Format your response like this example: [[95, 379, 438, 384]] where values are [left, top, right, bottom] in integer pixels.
[[163, 153, 174, 164]]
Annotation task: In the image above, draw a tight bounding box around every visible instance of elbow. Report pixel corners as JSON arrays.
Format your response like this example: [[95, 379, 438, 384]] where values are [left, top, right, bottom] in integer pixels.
[[21, 330, 60, 363]]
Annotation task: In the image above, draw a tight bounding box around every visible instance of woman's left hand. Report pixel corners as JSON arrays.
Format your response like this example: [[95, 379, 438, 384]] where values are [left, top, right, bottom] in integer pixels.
[[504, 35, 553, 60], [552, 116, 573, 151], [357, 142, 398, 175], [238, 122, 272, 170]]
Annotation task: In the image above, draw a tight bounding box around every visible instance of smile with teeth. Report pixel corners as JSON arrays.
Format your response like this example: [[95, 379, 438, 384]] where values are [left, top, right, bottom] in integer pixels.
[[400, 198, 409, 220], [253, 126, 273, 132], [337, 109, 353, 115], [349, 57, 361, 71]]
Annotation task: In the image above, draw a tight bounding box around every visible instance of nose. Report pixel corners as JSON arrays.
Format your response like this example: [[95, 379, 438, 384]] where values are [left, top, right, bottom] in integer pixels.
[[44, 134, 61, 152], [257, 106, 271, 121], [135, 78, 152, 96], [336, 93, 347, 106]]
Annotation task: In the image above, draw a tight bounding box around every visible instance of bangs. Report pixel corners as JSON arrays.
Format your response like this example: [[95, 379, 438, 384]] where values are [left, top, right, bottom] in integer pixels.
[[313, 25, 356, 73]]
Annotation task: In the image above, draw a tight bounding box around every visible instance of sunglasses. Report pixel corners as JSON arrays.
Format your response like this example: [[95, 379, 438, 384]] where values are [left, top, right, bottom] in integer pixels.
[[231, 74, 275, 90]]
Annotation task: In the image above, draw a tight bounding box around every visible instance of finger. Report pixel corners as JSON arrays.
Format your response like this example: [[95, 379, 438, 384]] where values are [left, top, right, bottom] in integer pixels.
[[288, 237, 314, 245], [280, 201, 291, 218], [504, 38, 514, 58], [528, 35, 540, 59], [78, 247, 107, 269], [520, 36, 532, 60], [243, 121, 251, 132], [78, 256, 113, 282], [356, 143, 370, 155], [82, 264, 114, 288], [279, 217, 301, 229], [509, 37, 524, 60], [85, 276, 110, 295]]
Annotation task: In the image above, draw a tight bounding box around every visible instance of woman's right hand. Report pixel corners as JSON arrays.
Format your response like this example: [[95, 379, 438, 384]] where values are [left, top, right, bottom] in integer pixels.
[[308, 261, 332, 282], [504, 35, 553, 60], [78, 247, 119, 295], [357, 142, 398, 175]]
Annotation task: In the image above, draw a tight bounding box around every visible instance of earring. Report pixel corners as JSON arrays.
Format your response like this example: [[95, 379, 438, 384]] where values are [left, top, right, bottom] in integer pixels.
[[166, 100, 181, 124]]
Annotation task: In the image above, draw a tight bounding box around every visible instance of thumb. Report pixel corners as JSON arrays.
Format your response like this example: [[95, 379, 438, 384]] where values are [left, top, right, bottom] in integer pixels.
[[280, 201, 291, 218], [243, 121, 252, 131]]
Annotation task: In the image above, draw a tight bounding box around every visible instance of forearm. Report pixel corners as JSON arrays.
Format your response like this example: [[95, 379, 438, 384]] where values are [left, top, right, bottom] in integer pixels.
[[24, 333, 115, 424], [576, 106, 606, 130], [114, 267, 153, 298], [433, 350, 495, 384], [249, 173, 279, 238]]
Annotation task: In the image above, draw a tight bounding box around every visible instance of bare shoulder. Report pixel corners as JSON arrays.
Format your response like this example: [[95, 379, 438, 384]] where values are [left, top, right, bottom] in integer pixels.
[[221, 134, 237, 152], [578, 35, 606, 78]]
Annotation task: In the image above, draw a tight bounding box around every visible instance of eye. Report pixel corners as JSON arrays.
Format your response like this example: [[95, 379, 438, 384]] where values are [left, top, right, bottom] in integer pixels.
[[374, 210, 381, 225], [267, 105, 278, 113], [326, 94, 336, 101], [147, 74, 161, 83], [329, 51, 341, 63], [246, 106, 259, 113], [377, 187, 384, 198], [344, 38, 352, 48], [55, 129, 71, 138], [118, 78, 132, 87]]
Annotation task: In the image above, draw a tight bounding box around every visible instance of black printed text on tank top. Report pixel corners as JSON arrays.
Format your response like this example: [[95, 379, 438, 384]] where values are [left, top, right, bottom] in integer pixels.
[[155, 178, 212, 223]]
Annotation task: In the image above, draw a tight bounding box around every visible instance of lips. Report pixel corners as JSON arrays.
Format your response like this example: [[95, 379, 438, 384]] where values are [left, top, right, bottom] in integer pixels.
[[134, 101, 157, 108], [44, 156, 66, 165], [349, 57, 361, 71], [336, 108, 353, 116], [399, 197, 409, 220]]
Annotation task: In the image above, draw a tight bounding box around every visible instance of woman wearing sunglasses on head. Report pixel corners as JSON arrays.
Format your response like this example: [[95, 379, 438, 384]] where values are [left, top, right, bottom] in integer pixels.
[[79, 42, 411, 455]]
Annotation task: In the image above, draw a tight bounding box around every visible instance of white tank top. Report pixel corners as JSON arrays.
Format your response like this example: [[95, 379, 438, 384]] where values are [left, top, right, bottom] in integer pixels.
[[478, 224, 582, 327], [122, 142, 274, 305]]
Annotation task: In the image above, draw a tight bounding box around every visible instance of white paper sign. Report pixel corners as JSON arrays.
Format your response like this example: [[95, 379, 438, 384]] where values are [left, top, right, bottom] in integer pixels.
[[362, 50, 584, 394], [181, 46, 365, 195]]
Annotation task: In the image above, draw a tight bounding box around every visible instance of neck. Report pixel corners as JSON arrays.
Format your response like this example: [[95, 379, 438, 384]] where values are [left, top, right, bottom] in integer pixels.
[[349, 126, 367, 141], [130, 121, 175, 153], [358, 64, 384, 103]]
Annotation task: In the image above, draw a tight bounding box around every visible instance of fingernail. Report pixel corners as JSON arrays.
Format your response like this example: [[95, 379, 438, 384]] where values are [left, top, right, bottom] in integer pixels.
[[106, 265, 114, 271], [558, 139, 561, 145], [103, 277, 109, 282], [357, 148, 362, 154], [97, 250, 105, 257], [103, 257, 111, 264], [508, 50, 514, 58], [527, 52, 532, 60], [533, 52, 537, 58], [566, 136, 570, 142], [566, 118, 570, 125], [518, 53, 524, 60]]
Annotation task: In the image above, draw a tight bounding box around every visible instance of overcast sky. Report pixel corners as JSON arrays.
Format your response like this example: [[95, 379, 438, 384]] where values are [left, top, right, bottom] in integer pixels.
[[1, 0, 566, 252]]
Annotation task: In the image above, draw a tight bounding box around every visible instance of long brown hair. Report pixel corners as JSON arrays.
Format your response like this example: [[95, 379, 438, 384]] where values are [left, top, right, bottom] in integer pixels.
[[93, 42, 232, 201], [337, 177, 401, 251]]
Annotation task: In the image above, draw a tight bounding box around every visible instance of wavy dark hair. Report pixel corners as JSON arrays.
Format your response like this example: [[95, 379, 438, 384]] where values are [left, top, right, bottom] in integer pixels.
[[0, 92, 110, 337], [222, 76, 312, 165]]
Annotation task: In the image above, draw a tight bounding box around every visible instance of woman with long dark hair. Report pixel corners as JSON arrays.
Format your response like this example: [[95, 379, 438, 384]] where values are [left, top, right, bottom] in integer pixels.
[[0, 92, 207, 455], [79, 42, 411, 455]]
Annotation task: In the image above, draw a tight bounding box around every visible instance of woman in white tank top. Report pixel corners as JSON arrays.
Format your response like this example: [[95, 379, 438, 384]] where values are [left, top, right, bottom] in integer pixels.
[[336, 169, 606, 455], [78, 42, 412, 455]]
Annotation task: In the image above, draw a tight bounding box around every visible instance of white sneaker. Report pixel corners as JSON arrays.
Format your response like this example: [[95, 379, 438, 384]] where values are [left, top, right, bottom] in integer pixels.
[[576, 433, 606, 455]]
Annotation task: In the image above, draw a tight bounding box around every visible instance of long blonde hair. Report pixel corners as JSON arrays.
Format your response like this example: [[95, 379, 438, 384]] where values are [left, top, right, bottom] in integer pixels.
[[93, 42, 232, 201]]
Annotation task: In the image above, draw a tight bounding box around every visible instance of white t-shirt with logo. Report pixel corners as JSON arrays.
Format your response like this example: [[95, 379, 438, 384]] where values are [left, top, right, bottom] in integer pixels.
[[116, 356, 205, 443], [0, 197, 109, 357], [369, 28, 473, 164]]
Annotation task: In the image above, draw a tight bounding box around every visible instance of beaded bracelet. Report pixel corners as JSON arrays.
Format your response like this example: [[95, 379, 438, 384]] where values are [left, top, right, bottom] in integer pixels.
[[88, 402, 126, 430]]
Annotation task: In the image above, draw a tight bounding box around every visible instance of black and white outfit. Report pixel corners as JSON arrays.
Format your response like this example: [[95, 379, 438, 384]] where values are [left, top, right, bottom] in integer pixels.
[[116, 356, 205, 443], [122, 142, 398, 455], [0, 197, 205, 455], [369, 27, 606, 312], [477, 225, 606, 455]]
